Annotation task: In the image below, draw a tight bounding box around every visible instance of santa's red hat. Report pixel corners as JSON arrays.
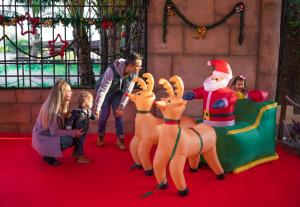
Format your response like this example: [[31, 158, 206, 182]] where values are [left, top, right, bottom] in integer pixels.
[[207, 59, 233, 79]]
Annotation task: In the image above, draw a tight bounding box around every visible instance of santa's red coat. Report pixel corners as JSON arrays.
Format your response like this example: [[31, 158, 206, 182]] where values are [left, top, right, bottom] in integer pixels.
[[192, 86, 237, 127]]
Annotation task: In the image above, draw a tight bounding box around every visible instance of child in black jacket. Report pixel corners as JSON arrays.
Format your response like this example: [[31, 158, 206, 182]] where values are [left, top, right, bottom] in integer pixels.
[[66, 91, 96, 163]]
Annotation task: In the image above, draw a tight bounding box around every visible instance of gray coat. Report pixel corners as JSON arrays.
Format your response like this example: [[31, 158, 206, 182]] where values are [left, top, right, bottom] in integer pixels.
[[32, 114, 76, 158], [94, 58, 138, 112]]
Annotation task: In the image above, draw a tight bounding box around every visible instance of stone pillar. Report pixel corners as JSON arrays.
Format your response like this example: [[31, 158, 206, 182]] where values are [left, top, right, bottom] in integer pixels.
[[256, 0, 282, 100]]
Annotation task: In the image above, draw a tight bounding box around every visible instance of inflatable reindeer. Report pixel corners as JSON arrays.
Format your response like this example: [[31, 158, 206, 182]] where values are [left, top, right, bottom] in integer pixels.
[[153, 75, 224, 196], [127, 73, 195, 176]]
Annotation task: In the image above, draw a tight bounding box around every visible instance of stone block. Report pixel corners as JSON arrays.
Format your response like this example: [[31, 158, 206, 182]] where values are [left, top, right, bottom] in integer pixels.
[[215, 56, 257, 89], [31, 104, 42, 123], [215, 0, 260, 26], [147, 55, 172, 87], [0, 90, 16, 103], [19, 124, 34, 133], [183, 26, 230, 55], [173, 55, 214, 90], [0, 104, 31, 124], [42, 89, 51, 101], [16, 90, 43, 104], [0, 124, 19, 132], [148, 25, 183, 54], [230, 26, 259, 56], [172, 0, 214, 25]]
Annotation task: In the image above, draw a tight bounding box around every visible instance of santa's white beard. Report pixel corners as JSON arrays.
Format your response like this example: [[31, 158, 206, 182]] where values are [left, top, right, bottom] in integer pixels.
[[203, 76, 230, 92]]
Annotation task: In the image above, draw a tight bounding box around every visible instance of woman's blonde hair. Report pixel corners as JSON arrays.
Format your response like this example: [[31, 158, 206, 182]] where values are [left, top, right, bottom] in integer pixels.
[[39, 80, 71, 129]]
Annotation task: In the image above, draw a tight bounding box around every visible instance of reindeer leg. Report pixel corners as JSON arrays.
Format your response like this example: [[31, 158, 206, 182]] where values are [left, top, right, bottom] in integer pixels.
[[188, 154, 200, 173], [129, 135, 142, 169], [202, 146, 225, 180], [153, 150, 169, 190], [138, 138, 154, 176], [169, 155, 189, 196]]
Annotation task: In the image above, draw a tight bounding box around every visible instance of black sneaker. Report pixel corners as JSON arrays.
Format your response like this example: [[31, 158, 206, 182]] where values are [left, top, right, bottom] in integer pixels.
[[43, 156, 60, 166]]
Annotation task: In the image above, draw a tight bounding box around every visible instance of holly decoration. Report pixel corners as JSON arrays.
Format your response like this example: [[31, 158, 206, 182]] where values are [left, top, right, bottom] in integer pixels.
[[48, 34, 68, 58], [167, 4, 175, 16], [0, 15, 4, 25], [236, 2, 245, 13], [195, 26, 207, 40], [120, 31, 126, 37], [17, 12, 40, 35], [101, 19, 113, 29], [42, 19, 53, 27]]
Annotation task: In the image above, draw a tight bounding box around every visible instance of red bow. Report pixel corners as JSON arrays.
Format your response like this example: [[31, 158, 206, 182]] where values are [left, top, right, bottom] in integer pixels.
[[101, 19, 113, 29]]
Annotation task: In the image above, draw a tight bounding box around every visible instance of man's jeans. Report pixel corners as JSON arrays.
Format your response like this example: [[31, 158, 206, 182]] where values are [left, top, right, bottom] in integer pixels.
[[98, 93, 124, 138]]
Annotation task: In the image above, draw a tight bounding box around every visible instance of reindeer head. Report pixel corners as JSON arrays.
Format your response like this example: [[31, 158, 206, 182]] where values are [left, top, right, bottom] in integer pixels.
[[155, 76, 187, 120], [126, 73, 156, 112]]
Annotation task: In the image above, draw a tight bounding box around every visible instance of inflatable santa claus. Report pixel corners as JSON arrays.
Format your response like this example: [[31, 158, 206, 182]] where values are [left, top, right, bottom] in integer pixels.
[[183, 59, 237, 127]]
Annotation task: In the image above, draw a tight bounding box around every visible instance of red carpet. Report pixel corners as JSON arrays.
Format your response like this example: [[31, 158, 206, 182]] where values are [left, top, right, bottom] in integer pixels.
[[0, 133, 299, 207]]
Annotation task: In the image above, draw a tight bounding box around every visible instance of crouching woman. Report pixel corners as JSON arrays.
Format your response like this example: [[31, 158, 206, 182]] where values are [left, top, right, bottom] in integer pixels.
[[32, 80, 83, 166]]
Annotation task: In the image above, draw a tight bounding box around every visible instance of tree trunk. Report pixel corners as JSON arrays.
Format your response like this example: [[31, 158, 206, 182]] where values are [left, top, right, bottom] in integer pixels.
[[100, 29, 109, 75], [74, 27, 95, 86]]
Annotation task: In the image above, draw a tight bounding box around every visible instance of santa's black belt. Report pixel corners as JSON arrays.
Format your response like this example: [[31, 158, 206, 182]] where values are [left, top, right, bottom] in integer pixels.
[[203, 112, 234, 118]]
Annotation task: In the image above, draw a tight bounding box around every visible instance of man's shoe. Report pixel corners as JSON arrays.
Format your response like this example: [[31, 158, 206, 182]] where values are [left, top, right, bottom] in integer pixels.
[[116, 138, 127, 151], [76, 155, 90, 164], [97, 135, 105, 147], [43, 156, 60, 166]]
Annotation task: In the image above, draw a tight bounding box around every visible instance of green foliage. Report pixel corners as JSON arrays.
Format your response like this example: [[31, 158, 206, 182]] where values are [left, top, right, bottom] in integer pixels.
[[286, 0, 300, 29], [277, 0, 300, 103], [0, 38, 28, 53]]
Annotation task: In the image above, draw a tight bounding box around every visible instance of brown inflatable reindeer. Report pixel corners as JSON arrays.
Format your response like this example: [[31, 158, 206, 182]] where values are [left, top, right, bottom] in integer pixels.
[[127, 73, 195, 176], [153, 75, 224, 196]]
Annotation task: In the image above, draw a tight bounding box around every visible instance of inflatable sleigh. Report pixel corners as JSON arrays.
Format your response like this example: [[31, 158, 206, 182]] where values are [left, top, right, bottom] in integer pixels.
[[197, 98, 278, 173]]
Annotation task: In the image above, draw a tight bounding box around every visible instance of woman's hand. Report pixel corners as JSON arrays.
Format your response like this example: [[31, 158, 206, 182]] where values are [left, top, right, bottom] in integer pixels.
[[75, 129, 84, 138]]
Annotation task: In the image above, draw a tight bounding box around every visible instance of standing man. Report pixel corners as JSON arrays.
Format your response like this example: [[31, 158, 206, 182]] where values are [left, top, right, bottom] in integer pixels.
[[94, 52, 142, 150]]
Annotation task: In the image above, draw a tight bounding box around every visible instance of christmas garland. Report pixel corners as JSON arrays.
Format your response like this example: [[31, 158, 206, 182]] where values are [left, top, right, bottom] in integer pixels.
[[163, 0, 245, 45], [0, 33, 142, 59], [0, 12, 137, 29], [0, 34, 77, 59]]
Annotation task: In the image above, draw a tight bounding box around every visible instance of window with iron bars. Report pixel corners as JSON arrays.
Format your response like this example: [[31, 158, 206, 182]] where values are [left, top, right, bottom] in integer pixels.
[[0, 0, 147, 88]]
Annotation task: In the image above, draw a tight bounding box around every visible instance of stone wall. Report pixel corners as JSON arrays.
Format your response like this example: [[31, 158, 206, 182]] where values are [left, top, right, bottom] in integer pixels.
[[0, 0, 283, 133]]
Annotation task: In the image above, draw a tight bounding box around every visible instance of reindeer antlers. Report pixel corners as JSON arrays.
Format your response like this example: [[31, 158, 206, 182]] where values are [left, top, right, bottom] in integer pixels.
[[132, 73, 154, 92], [132, 77, 147, 91], [158, 78, 175, 97], [169, 76, 184, 98], [133, 73, 184, 98], [158, 76, 184, 98], [142, 73, 154, 92]]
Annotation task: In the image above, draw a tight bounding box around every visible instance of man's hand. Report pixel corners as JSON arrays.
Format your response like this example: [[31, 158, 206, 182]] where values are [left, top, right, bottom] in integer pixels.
[[115, 108, 124, 117], [75, 129, 84, 138], [95, 111, 100, 120]]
